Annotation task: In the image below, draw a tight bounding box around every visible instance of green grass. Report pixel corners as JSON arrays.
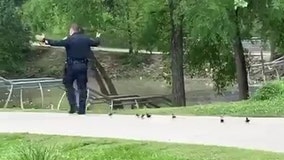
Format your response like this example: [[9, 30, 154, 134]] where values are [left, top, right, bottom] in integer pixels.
[[112, 97, 284, 117], [0, 134, 284, 160]]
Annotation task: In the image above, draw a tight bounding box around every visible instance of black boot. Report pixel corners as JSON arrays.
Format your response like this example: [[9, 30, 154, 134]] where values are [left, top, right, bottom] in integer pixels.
[[68, 105, 77, 114], [77, 106, 86, 115]]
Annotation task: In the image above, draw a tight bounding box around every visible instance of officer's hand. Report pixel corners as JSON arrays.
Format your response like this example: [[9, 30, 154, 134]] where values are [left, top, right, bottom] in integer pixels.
[[96, 32, 101, 38], [35, 33, 45, 42]]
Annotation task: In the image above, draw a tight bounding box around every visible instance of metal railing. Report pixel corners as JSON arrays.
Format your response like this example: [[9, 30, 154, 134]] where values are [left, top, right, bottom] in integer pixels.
[[0, 77, 63, 109]]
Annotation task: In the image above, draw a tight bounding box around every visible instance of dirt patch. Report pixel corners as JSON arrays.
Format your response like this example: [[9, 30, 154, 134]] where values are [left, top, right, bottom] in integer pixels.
[[15, 46, 165, 81]]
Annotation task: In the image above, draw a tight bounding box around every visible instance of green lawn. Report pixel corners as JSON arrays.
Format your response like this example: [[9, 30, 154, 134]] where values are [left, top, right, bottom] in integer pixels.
[[113, 98, 284, 117], [1, 134, 284, 160]]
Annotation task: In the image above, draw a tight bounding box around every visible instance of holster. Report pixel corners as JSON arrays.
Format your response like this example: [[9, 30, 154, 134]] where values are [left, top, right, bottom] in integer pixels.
[[62, 62, 68, 84]]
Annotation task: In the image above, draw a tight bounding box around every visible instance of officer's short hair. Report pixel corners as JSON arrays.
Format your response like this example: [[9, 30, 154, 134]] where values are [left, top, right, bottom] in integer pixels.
[[70, 23, 80, 32], [79, 27, 84, 34]]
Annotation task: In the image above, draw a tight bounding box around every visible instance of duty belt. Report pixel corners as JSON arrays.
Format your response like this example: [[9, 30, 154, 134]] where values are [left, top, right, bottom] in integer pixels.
[[66, 58, 88, 64]]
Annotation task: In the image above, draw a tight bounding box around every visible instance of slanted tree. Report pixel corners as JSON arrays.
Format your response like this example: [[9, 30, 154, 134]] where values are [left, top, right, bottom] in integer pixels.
[[89, 56, 109, 95], [89, 53, 118, 95], [233, 0, 250, 99]]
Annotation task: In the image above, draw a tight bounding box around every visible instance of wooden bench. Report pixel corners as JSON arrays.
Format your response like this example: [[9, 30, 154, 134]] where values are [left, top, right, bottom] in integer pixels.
[[109, 95, 172, 110], [88, 94, 139, 104], [58, 87, 172, 111]]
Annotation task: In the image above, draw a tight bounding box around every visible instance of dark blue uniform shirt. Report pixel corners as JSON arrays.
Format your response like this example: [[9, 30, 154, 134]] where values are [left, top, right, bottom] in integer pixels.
[[45, 32, 100, 60]]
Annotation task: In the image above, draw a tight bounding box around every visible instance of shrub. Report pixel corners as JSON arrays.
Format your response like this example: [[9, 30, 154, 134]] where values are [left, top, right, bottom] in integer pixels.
[[252, 81, 284, 101]]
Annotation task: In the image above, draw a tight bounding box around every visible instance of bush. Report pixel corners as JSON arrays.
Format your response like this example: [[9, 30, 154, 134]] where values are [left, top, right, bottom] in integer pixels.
[[252, 81, 284, 101], [0, 0, 31, 73]]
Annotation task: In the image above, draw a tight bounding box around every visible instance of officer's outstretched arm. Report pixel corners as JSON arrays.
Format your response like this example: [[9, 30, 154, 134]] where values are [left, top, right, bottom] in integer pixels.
[[44, 38, 68, 47], [89, 37, 100, 47]]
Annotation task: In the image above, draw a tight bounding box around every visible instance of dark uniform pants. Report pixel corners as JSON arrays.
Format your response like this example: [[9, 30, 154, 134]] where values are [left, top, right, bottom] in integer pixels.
[[63, 60, 88, 114]]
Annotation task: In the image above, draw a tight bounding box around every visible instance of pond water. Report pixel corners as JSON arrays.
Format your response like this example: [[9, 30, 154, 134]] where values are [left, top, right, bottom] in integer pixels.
[[88, 78, 259, 105]]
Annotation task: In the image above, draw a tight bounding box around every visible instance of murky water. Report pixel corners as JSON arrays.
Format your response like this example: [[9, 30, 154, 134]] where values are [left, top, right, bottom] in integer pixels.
[[89, 78, 259, 105]]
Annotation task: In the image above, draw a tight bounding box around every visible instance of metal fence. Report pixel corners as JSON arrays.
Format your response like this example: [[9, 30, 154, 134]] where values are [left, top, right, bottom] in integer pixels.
[[0, 77, 63, 109]]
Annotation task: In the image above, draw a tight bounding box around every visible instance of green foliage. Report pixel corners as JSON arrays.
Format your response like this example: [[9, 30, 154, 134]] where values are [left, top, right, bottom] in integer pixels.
[[137, 0, 170, 52], [0, 0, 30, 73], [186, 37, 236, 93], [252, 81, 284, 101], [183, 0, 237, 92], [22, 0, 107, 35], [19, 0, 284, 95], [250, 0, 284, 54]]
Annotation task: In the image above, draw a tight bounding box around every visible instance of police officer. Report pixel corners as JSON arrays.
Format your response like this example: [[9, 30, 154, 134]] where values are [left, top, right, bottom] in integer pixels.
[[36, 23, 100, 114]]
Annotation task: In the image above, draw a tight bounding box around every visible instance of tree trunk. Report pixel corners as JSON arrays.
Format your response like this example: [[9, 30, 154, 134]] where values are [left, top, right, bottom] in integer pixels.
[[128, 28, 133, 54], [233, 9, 249, 100], [126, 7, 133, 54], [169, 0, 186, 106], [270, 39, 279, 61]]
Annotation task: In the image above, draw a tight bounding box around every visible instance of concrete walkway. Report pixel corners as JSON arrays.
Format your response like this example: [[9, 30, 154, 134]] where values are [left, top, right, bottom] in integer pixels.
[[0, 112, 284, 153]]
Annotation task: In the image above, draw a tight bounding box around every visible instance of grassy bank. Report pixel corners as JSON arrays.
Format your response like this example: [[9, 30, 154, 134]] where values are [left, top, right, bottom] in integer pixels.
[[114, 98, 284, 117], [1, 134, 284, 160]]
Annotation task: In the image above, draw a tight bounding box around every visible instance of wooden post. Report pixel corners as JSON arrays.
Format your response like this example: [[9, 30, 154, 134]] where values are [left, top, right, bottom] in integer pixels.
[[260, 46, 266, 83]]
